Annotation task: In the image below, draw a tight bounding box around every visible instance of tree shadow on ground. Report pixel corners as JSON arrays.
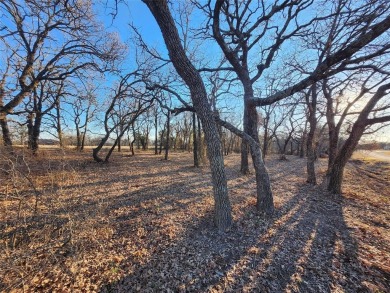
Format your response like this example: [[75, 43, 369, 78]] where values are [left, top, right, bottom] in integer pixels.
[[2, 152, 387, 292], [99, 179, 380, 292]]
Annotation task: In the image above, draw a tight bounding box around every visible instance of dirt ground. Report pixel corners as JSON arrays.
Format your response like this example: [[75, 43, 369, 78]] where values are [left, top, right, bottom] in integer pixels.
[[0, 148, 389, 292]]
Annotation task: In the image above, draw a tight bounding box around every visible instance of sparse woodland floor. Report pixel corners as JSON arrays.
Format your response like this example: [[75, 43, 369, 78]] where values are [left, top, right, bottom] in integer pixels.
[[0, 148, 389, 292]]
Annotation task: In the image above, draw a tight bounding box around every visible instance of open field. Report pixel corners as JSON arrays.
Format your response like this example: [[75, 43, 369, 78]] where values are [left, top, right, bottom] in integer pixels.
[[0, 148, 389, 292], [353, 150, 390, 163]]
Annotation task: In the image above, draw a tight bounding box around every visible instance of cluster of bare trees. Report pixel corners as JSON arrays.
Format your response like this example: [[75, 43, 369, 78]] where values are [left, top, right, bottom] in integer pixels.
[[1, 0, 389, 230], [0, 0, 123, 152], [142, 0, 390, 229]]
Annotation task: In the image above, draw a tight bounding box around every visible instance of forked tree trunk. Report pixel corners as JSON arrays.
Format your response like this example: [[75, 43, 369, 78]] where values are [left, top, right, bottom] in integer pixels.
[[93, 133, 109, 162], [143, 0, 232, 230], [328, 83, 390, 193], [81, 129, 87, 151], [216, 117, 274, 215], [28, 114, 42, 154], [245, 88, 274, 215], [328, 127, 363, 194]]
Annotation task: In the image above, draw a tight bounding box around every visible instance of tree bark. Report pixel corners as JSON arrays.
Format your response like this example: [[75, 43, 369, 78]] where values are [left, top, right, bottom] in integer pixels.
[[262, 117, 269, 159], [155, 111, 158, 155], [193, 112, 199, 167], [55, 100, 63, 148], [0, 113, 13, 147], [159, 124, 165, 155], [143, 0, 232, 230], [81, 120, 88, 151], [216, 117, 274, 215], [323, 80, 338, 173], [240, 106, 250, 174], [245, 88, 274, 215], [306, 85, 318, 185], [76, 124, 82, 151], [211, 0, 273, 216], [164, 110, 170, 161], [300, 125, 307, 158], [131, 123, 136, 156], [197, 115, 203, 163], [28, 113, 42, 154]]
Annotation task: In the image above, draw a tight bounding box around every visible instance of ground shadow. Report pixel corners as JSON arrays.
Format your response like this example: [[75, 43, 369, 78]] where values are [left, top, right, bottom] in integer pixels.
[[99, 175, 377, 292]]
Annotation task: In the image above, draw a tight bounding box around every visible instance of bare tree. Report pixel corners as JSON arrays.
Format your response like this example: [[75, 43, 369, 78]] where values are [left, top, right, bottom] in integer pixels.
[[0, 0, 122, 146], [25, 79, 66, 153], [328, 81, 390, 193], [142, 0, 233, 230], [66, 83, 98, 151], [92, 72, 154, 162], [305, 85, 319, 184], [0, 57, 13, 147]]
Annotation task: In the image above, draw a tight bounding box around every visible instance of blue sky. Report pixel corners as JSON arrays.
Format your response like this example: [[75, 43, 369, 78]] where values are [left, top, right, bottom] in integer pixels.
[[2, 0, 388, 143]]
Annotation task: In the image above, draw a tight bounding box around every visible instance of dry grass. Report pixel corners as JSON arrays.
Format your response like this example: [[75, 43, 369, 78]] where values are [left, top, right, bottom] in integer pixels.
[[0, 147, 389, 292]]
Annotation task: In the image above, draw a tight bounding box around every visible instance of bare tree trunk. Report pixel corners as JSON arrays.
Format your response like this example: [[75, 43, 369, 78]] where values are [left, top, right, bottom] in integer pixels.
[[0, 87, 13, 148], [306, 85, 318, 185], [262, 118, 269, 159], [197, 115, 205, 164], [27, 113, 34, 150], [145, 125, 149, 150], [117, 136, 122, 152], [328, 83, 390, 193], [76, 124, 82, 151], [144, 0, 232, 230], [245, 88, 274, 215], [106, 123, 133, 161], [93, 134, 109, 162], [216, 117, 274, 215], [240, 106, 249, 174], [159, 124, 165, 155], [81, 121, 88, 151], [131, 124, 136, 156], [27, 113, 42, 154], [164, 110, 170, 161], [300, 129, 307, 158], [193, 112, 199, 167], [323, 81, 338, 174], [0, 113, 13, 147], [55, 100, 63, 148], [155, 112, 158, 155], [328, 126, 363, 193]]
